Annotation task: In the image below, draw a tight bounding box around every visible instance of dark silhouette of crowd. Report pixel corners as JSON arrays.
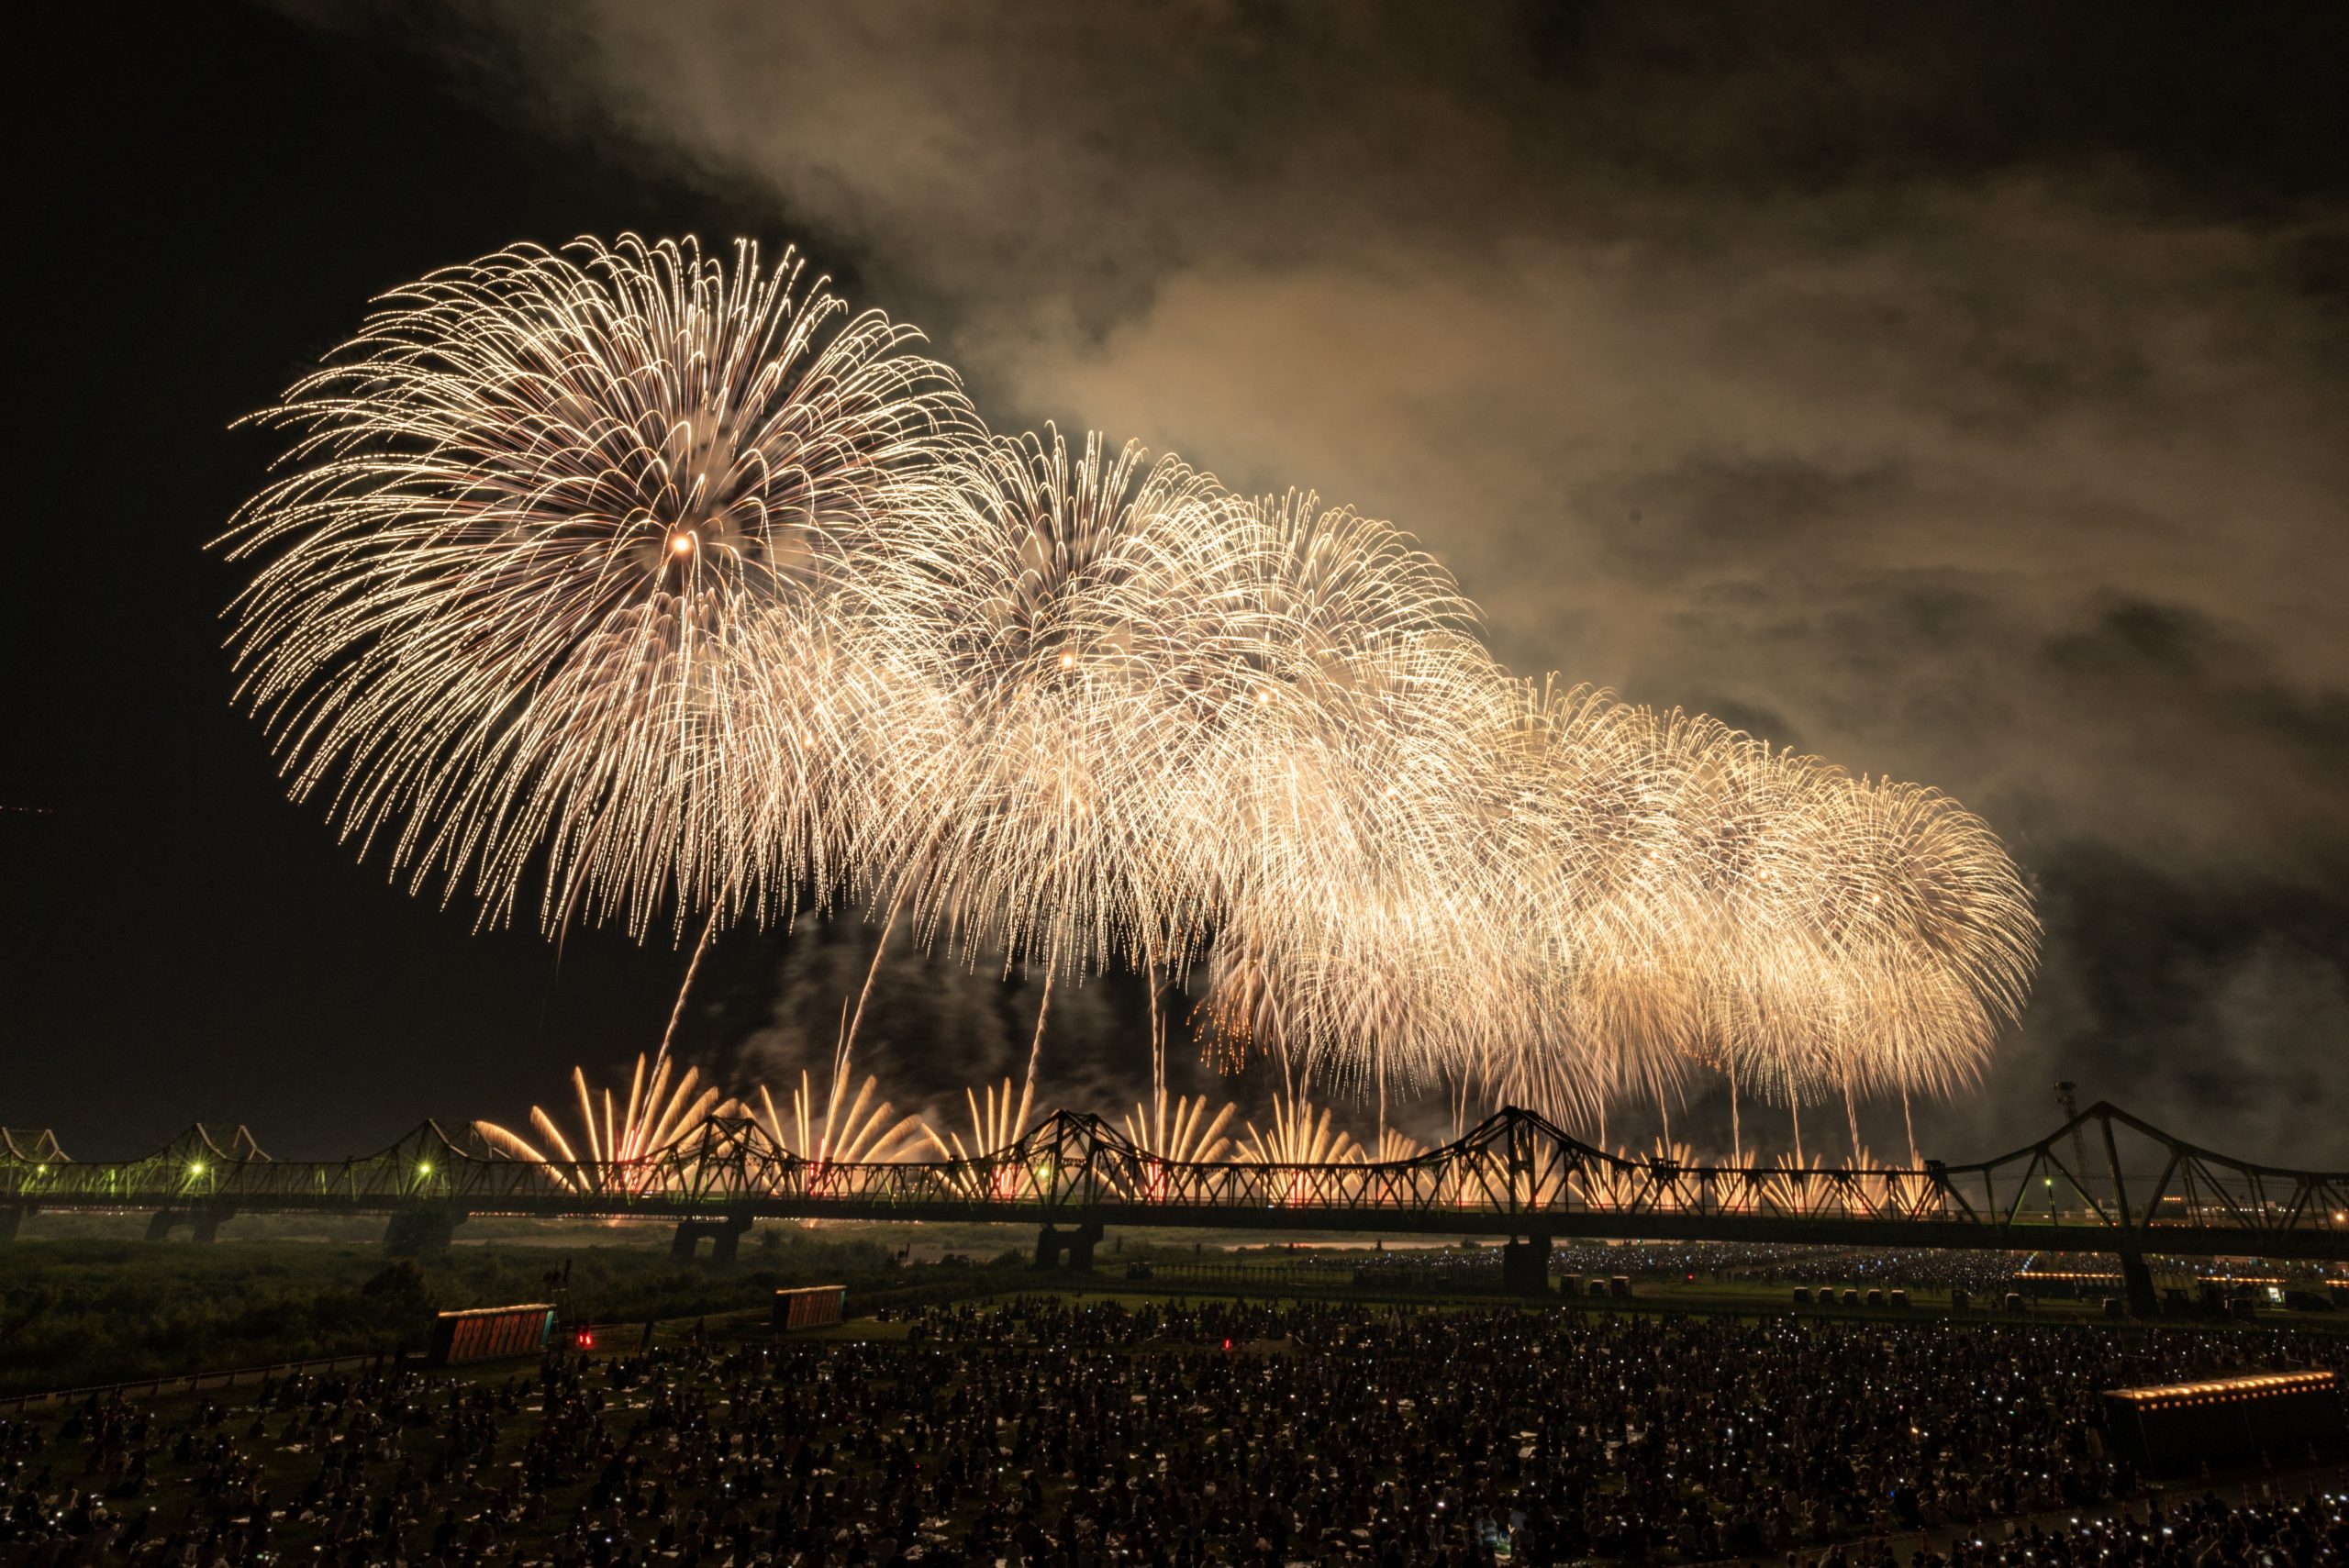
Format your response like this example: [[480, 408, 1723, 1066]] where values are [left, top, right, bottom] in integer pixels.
[[1272, 1242, 2255, 1299], [0, 1294, 2341, 1566], [1536, 1242, 2026, 1287], [1800, 1488, 2348, 1568]]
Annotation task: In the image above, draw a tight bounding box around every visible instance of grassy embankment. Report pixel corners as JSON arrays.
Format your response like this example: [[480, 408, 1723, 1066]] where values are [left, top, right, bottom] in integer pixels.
[[0, 1228, 1024, 1396]]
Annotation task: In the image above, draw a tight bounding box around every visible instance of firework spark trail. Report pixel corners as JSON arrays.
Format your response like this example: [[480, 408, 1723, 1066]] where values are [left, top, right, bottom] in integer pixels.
[[1238, 1095, 1362, 1208], [1360, 1127, 1427, 1163], [228, 234, 2039, 1127]]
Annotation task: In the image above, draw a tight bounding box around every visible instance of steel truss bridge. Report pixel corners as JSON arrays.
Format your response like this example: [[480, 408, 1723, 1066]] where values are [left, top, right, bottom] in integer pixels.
[[5, 1101, 2342, 1298]]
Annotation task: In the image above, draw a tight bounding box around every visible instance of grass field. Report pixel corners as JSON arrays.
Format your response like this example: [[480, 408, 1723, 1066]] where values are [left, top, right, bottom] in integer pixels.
[[0, 1229, 971, 1396], [4, 1220, 2340, 1399]]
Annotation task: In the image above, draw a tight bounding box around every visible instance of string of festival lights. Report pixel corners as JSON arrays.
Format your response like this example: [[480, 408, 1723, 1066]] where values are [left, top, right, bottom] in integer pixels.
[[222, 234, 2038, 1149]]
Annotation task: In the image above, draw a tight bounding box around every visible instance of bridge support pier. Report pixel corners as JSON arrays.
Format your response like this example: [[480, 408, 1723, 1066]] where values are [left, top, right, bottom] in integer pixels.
[[2117, 1251, 2159, 1318], [1502, 1235, 1553, 1296], [0, 1207, 24, 1244], [671, 1213, 753, 1266], [1035, 1220, 1105, 1271], [384, 1205, 467, 1256], [147, 1206, 234, 1242]]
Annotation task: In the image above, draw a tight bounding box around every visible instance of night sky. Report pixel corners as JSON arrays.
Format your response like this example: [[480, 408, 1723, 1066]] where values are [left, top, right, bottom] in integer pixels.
[[8, 3, 2347, 1163]]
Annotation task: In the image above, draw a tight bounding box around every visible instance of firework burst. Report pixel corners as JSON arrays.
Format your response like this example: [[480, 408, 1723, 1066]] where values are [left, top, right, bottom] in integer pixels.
[[877, 435, 1250, 955], [1196, 493, 1524, 1101], [223, 235, 977, 937], [228, 234, 2039, 1125]]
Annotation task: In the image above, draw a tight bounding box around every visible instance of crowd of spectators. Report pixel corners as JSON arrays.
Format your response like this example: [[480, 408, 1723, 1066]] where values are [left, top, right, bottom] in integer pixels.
[[1910, 1486, 2347, 1568], [1325, 1243, 2151, 1298], [0, 1293, 2340, 1566]]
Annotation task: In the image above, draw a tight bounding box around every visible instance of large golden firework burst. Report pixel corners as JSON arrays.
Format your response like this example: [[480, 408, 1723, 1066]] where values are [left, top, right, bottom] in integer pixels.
[[226, 234, 2037, 1126], [223, 234, 977, 937]]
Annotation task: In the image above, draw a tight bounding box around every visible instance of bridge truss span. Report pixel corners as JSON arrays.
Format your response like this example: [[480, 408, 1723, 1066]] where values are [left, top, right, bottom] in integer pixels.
[[0, 1101, 2341, 1262]]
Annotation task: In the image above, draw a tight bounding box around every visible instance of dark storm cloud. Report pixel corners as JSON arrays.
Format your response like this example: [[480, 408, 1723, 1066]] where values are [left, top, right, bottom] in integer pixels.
[[304, 1, 2349, 1160]]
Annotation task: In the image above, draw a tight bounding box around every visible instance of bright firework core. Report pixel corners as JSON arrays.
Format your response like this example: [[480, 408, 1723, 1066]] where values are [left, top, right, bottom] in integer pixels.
[[218, 234, 2038, 1130]]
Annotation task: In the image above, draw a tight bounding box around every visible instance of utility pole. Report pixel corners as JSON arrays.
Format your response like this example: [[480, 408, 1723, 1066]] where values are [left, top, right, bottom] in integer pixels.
[[2054, 1079, 2096, 1220], [2054, 1080, 2089, 1166]]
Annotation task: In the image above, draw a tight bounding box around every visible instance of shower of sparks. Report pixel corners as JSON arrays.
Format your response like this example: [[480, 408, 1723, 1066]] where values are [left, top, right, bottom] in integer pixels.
[[749, 1070, 922, 1166], [1242, 1095, 1360, 1167], [473, 1051, 727, 1195], [1360, 1128, 1427, 1164], [921, 1077, 1036, 1164], [1121, 1092, 1239, 1165]]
